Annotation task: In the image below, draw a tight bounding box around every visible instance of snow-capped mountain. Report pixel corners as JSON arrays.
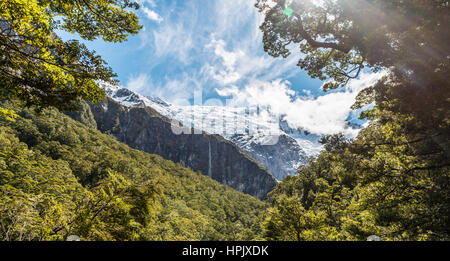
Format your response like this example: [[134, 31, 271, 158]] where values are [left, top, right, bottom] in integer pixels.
[[100, 82, 324, 180]]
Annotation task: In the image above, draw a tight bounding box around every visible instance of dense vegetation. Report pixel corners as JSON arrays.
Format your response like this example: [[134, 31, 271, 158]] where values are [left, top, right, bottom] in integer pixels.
[[264, 132, 449, 240], [0, 0, 268, 242], [0, 0, 142, 118], [1, 0, 448, 242], [257, 0, 449, 240], [0, 102, 267, 241]]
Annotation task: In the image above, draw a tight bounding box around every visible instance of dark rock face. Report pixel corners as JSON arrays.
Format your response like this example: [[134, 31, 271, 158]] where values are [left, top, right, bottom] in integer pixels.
[[88, 98, 277, 199], [230, 134, 307, 181]]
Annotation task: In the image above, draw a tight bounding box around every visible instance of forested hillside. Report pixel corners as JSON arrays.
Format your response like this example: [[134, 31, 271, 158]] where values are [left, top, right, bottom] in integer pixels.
[[1, 0, 448, 242], [85, 97, 277, 199], [0, 102, 267, 241]]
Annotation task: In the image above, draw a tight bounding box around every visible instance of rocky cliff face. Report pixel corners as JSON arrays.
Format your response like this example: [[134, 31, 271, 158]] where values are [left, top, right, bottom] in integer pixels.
[[99, 82, 320, 180], [230, 134, 307, 181], [87, 98, 277, 199]]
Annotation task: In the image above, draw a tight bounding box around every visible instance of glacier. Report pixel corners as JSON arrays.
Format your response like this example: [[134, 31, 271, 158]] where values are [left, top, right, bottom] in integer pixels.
[[100, 81, 324, 180]]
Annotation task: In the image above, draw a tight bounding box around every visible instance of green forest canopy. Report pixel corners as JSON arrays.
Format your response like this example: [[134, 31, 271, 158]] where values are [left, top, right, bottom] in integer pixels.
[[257, 0, 449, 240], [0, 0, 142, 114], [0, 102, 267, 241], [0, 0, 448, 241]]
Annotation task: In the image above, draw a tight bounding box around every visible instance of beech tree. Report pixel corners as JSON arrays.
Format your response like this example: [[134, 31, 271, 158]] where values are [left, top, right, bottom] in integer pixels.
[[258, 0, 450, 240], [0, 0, 142, 115]]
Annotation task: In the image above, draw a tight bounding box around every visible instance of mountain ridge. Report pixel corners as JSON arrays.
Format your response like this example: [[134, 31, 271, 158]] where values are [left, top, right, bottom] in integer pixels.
[[100, 82, 323, 180], [84, 97, 277, 199], [0, 101, 268, 240]]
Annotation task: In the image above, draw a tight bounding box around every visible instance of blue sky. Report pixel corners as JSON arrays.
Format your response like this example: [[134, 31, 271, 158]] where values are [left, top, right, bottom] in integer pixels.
[[59, 0, 384, 136]]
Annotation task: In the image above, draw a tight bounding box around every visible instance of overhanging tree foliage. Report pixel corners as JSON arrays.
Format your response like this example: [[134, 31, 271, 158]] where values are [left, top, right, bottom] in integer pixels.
[[0, 0, 142, 113], [257, 0, 450, 240]]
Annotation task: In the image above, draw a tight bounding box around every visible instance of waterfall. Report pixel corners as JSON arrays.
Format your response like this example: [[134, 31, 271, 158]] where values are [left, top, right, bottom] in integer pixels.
[[208, 139, 212, 177]]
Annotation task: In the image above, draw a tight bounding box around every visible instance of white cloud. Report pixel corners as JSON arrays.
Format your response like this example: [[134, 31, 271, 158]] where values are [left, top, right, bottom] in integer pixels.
[[142, 0, 156, 8], [208, 39, 243, 71], [138, 0, 163, 23], [125, 71, 198, 106], [142, 0, 300, 83], [205, 38, 244, 84], [201, 0, 302, 88], [152, 23, 193, 63], [204, 35, 300, 88], [141, 6, 163, 23], [150, 2, 199, 64], [126, 73, 152, 93], [154, 83, 190, 105], [153, 75, 200, 106], [129, 0, 384, 138], [216, 79, 295, 115], [133, 0, 302, 97], [217, 71, 386, 137]]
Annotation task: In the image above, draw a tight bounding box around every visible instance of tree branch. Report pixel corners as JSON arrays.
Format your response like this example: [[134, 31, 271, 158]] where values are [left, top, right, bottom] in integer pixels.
[[295, 18, 352, 53]]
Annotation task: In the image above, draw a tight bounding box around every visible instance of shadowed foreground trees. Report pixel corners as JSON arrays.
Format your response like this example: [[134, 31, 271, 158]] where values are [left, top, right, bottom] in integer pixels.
[[258, 0, 449, 240]]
